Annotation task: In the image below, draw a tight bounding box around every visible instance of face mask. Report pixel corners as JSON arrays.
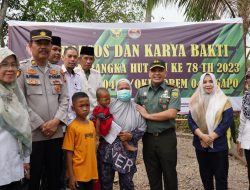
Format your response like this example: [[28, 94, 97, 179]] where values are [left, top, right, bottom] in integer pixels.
[[117, 89, 131, 102]]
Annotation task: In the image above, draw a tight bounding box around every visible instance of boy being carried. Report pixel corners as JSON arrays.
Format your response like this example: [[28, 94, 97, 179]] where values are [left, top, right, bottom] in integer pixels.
[[92, 87, 137, 152]]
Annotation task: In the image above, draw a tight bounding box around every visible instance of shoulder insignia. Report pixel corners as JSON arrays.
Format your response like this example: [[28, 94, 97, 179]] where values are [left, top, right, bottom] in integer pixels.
[[139, 84, 149, 88], [166, 83, 176, 87], [171, 88, 179, 98], [19, 59, 29, 65], [31, 60, 36, 65]]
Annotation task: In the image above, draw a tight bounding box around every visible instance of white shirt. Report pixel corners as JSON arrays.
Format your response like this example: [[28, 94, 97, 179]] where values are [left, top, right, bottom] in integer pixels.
[[61, 65, 82, 125], [238, 111, 250, 149], [74, 65, 102, 112], [0, 128, 25, 186]]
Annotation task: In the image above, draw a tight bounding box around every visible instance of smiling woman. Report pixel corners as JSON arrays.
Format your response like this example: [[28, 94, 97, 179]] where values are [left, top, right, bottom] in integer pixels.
[[188, 72, 233, 190], [0, 55, 19, 83], [0, 48, 32, 190]]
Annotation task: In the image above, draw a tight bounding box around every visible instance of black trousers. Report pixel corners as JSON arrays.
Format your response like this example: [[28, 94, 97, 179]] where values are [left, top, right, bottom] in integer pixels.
[[0, 181, 21, 190], [142, 129, 178, 190], [195, 149, 228, 190], [28, 138, 63, 190], [245, 149, 250, 190], [76, 181, 93, 190]]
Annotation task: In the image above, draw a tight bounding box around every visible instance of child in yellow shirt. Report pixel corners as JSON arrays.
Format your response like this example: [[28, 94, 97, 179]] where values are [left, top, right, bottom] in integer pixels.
[[62, 92, 98, 190]]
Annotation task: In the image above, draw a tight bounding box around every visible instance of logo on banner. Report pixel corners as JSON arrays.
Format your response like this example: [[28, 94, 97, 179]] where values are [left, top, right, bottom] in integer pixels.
[[111, 29, 122, 38], [128, 29, 141, 39]]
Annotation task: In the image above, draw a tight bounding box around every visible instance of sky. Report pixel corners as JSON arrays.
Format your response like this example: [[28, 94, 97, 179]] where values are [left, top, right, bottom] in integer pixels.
[[152, 4, 250, 55], [152, 4, 185, 22]]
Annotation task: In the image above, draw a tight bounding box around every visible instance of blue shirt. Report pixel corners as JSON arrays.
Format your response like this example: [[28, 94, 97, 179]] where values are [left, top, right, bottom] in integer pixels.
[[188, 108, 233, 152]]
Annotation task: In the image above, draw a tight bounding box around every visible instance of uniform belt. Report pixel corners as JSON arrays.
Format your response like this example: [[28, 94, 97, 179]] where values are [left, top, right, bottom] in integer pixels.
[[146, 128, 174, 137]]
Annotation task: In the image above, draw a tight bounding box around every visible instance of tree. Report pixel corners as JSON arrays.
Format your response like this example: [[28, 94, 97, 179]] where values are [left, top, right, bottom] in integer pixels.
[[0, 0, 8, 46], [0, 0, 146, 47], [176, 0, 250, 63], [145, 0, 174, 22]]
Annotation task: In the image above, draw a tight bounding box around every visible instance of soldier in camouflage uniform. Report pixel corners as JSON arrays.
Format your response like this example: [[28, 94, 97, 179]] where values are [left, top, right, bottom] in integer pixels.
[[135, 60, 181, 190]]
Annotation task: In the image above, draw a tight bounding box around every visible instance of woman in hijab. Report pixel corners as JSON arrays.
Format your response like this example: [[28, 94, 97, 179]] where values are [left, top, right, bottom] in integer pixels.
[[188, 72, 233, 190], [237, 68, 250, 190], [0, 48, 32, 190], [97, 78, 146, 190]]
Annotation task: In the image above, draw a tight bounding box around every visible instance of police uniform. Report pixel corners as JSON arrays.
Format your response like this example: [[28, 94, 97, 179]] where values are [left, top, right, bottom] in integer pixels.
[[17, 29, 69, 190], [134, 60, 181, 190]]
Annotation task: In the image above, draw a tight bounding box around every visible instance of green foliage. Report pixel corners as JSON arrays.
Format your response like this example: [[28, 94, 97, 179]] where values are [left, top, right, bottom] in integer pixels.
[[145, 0, 175, 22], [176, 114, 190, 133], [7, 0, 146, 22], [1, 0, 147, 46], [233, 112, 240, 139], [176, 0, 237, 21]]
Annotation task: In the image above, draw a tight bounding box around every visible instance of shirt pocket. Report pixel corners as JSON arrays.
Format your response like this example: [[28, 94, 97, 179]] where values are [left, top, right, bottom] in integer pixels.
[[26, 84, 43, 95], [50, 79, 62, 95], [158, 96, 170, 110], [74, 80, 82, 92]]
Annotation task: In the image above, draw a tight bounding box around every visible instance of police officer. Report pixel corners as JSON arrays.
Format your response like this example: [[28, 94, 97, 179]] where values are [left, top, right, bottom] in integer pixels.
[[135, 60, 181, 190], [48, 36, 62, 64], [17, 29, 68, 190], [74, 46, 102, 112]]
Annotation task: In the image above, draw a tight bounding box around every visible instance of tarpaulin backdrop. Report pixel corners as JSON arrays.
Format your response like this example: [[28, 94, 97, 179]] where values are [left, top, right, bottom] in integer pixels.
[[8, 18, 244, 113]]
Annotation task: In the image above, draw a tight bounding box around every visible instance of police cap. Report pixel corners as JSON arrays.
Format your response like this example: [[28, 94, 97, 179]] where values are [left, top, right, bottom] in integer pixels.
[[30, 29, 52, 41]]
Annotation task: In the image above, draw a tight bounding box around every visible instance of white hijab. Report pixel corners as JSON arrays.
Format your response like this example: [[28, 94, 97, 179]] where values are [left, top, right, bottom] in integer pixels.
[[109, 78, 146, 132], [189, 73, 229, 135]]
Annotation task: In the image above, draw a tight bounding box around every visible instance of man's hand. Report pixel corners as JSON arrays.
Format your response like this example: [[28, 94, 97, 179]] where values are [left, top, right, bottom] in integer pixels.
[[136, 104, 149, 118], [41, 118, 60, 137]]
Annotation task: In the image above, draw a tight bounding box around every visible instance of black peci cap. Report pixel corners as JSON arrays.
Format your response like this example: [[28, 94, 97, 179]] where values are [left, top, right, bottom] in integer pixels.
[[30, 29, 52, 41], [149, 60, 166, 70], [51, 36, 61, 47], [80, 46, 94, 56]]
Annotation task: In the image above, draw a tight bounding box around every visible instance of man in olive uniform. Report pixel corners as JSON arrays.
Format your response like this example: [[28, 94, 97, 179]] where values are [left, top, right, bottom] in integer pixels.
[[48, 36, 62, 64], [17, 29, 68, 190], [135, 60, 181, 190]]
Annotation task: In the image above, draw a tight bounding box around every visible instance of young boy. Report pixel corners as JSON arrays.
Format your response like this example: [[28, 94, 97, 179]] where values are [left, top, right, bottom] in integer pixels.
[[92, 87, 137, 151], [62, 92, 98, 190]]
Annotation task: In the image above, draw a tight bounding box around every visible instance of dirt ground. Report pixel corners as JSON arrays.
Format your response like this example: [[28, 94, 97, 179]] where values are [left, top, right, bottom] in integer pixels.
[[113, 133, 249, 190]]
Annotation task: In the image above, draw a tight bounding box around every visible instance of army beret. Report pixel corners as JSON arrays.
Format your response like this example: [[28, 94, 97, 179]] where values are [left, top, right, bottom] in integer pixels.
[[30, 29, 52, 41]]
